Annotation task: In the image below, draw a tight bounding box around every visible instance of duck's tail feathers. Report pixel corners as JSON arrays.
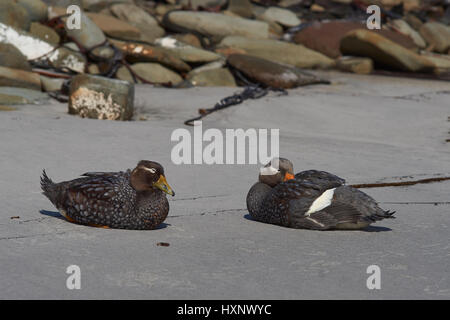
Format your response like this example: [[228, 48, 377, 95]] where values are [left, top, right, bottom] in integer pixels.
[[40, 170, 56, 203], [369, 209, 396, 222]]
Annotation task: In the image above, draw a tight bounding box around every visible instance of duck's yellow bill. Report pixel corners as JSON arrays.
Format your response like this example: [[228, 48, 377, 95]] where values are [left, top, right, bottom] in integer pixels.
[[153, 175, 175, 196]]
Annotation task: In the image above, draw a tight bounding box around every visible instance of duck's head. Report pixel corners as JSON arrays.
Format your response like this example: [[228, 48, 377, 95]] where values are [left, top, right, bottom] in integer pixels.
[[130, 160, 175, 196], [259, 157, 295, 187]]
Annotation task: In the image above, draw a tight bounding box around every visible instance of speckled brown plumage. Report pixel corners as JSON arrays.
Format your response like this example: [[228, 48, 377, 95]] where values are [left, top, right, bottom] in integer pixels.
[[40, 161, 174, 230]]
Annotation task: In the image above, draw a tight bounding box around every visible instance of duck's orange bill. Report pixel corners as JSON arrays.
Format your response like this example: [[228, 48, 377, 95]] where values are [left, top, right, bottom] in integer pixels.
[[284, 173, 295, 181]]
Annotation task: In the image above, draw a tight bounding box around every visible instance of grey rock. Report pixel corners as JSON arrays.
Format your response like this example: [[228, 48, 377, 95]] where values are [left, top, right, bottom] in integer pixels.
[[187, 68, 236, 87], [29, 22, 60, 46], [40, 76, 65, 92], [0, 87, 50, 104], [155, 37, 222, 64], [116, 63, 183, 86], [65, 12, 106, 49], [258, 7, 301, 28], [218, 36, 335, 69], [0, 43, 31, 71], [109, 3, 165, 43], [0, 0, 31, 31], [69, 74, 134, 121], [50, 47, 87, 74], [42, 0, 82, 7], [227, 0, 254, 18], [419, 22, 450, 53], [165, 11, 270, 41], [16, 0, 48, 22]]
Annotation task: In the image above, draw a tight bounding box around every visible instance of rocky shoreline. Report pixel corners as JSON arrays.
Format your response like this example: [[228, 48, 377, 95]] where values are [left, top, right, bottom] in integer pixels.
[[0, 0, 449, 120]]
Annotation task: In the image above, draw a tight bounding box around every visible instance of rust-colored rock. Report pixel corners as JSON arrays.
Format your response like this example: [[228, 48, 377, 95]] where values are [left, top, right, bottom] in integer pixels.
[[294, 21, 418, 58], [228, 54, 328, 89], [340, 29, 435, 73]]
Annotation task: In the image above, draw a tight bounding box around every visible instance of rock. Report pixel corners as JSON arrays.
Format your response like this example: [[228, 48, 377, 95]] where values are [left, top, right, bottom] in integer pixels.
[[0, 22, 55, 60], [310, 4, 325, 12], [109, 39, 191, 73], [188, 60, 226, 75], [420, 52, 450, 74], [109, 3, 165, 43], [294, 21, 418, 59], [0, 22, 80, 73], [227, 0, 254, 18], [0, 0, 31, 31], [86, 13, 141, 41], [155, 37, 222, 64], [0, 43, 31, 71], [404, 14, 423, 31], [227, 54, 328, 88], [42, 0, 82, 7], [218, 36, 335, 69], [389, 19, 426, 49], [30, 22, 60, 45], [87, 64, 101, 75], [0, 87, 50, 104], [164, 11, 270, 41], [65, 12, 106, 49], [116, 63, 183, 85], [336, 56, 373, 74], [69, 74, 134, 121], [179, 0, 227, 10], [419, 22, 450, 53], [340, 29, 435, 73], [172, 33, 202, 48], [50, 47, 86, 73], [40, 76, 65, 92], [0, 66, 41, 90], [16, 0, 48, 22], [258, 7, 301, 27], [187, 68, 236, 87], [0, 93, 28, 105], [82, 0, 134, 12]]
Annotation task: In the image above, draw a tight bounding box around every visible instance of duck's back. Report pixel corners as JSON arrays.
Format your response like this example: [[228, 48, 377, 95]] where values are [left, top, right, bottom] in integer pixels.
[[42, 170, 137, 228]]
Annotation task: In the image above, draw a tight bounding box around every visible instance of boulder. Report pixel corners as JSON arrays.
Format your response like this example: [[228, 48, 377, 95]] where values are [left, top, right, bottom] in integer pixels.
[[420, 22, 450, 53], [258, 7, 301, 27], [218, 36, 335, 69], [165, 11, 270, 41], [0, 66, 41, 90], [227, 54, 328, 88], [109, 3, 165, 43], [340, 29, 435, 72], [116, 63, 183, 85], [69, 74, 134, 121], [0, 0, 31, 31], [0, 43, 31, 71], [294, 21, 418, 59], [187, 68, 236, 87]]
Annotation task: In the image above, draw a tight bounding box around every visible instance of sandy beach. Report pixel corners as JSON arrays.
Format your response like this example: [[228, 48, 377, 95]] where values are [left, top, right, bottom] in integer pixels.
[[0, 71, 449, 299]]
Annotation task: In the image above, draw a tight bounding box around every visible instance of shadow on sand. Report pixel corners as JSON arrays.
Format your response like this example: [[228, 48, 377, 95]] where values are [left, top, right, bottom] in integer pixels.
[[243, 214, 392, 232], [39, 209, 169, 230]]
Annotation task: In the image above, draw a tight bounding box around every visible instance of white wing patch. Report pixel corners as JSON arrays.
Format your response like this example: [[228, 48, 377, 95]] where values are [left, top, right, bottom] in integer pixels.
[[306, 188, 336, 216]]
